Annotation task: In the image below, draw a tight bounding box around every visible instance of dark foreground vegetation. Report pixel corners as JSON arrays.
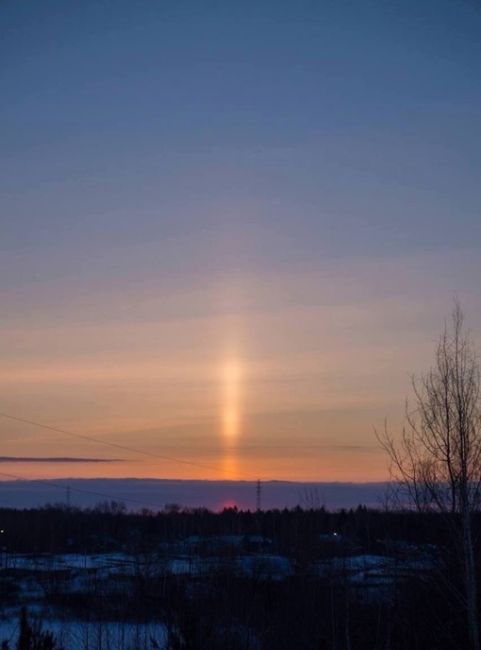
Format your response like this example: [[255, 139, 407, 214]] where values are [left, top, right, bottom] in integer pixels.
[[0, 502, 478, 649]]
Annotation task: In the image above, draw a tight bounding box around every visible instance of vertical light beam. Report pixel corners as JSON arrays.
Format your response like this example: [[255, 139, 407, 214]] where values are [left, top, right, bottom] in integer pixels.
[[221, 358, 242, 442]]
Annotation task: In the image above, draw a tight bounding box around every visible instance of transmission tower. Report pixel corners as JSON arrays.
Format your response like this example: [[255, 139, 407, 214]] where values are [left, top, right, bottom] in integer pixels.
[[256, 479, 262, 511]]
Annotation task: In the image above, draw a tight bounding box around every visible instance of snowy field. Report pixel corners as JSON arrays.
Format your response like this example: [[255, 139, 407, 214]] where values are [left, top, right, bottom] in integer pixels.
[[0, 615, 167, 650], [5, 551, 293, 581]]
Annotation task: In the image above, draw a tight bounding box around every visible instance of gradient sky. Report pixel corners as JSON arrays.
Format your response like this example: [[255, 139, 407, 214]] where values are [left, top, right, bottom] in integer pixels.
[[1, 0, 481, 483]]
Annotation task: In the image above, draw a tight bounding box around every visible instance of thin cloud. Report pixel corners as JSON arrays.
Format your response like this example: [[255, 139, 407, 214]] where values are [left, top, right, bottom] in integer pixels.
[[0, 457, 122, 463]]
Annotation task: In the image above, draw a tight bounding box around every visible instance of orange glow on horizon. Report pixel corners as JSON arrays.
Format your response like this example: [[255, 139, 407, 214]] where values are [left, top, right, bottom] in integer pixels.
[[221, 451, 239, 480], [0, 453, 390, 483]]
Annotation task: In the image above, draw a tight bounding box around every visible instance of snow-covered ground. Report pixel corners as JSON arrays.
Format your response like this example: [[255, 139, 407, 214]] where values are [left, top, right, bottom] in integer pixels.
[[5, 552, 293, 580], [6, 553, 131, 572], [0, 615, 167, 650]]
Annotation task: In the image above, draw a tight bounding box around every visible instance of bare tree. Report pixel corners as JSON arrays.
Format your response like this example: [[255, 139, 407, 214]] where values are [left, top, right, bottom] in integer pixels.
[[378, 302, 481, 650]]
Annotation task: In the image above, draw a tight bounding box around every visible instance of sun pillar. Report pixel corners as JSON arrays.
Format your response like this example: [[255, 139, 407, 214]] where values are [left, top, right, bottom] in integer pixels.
[[220, 353, 242, 478]]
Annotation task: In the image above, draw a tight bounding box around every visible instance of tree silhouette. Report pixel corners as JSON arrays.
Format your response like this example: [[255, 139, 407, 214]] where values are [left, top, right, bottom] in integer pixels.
[[378, 302, 481, 650]]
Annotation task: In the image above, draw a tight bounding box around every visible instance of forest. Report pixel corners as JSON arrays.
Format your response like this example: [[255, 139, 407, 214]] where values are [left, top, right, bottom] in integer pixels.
[[0, 503, 475, 650]]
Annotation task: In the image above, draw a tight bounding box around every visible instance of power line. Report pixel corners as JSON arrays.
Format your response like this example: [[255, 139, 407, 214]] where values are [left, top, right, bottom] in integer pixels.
[[0, 411, 229, 476]]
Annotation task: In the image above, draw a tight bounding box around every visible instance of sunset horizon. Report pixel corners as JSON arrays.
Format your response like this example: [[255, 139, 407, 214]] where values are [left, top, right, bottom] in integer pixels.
[[2, 0, 481, 487]]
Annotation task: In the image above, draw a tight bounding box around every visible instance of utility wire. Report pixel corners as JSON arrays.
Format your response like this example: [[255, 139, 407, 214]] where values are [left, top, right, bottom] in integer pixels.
[[0, 411, 229, 476]]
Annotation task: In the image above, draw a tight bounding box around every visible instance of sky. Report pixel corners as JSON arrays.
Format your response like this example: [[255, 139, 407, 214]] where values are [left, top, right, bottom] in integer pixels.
[[1, 0, 481, 485]]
